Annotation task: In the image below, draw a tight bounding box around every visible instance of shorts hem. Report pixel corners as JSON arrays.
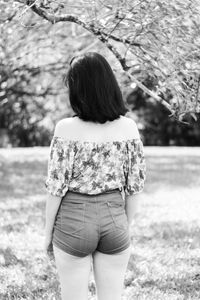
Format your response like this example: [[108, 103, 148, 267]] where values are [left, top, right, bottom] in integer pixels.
[[97, 242, 131, 255], [52, 240, 89, 258]]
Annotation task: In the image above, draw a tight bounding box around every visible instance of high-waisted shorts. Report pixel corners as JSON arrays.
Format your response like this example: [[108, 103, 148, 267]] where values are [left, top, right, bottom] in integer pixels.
[[52, 189, 131, 257]]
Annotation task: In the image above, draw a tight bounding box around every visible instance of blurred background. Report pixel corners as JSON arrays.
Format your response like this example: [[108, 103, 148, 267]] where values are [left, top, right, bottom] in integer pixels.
[[1, 1, 200, 300]]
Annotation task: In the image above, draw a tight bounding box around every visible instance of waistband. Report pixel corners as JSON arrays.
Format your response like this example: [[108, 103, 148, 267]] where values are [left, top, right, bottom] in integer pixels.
[[64, 188, 123, 202]]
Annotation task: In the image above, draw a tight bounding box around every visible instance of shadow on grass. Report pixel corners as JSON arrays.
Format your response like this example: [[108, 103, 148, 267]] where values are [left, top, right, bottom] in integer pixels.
[[0, 247, 25, 267], [125, 220, 200, 299], [136, 221, 200, 248], [137, 274, 200, 298], [145, 156, 200, 194], [0, 160, 47, 200]]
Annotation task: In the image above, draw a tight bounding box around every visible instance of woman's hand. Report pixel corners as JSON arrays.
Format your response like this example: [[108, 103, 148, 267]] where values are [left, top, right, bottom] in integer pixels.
[[44, 195, 62, 261], [44, 234, 54, 261]]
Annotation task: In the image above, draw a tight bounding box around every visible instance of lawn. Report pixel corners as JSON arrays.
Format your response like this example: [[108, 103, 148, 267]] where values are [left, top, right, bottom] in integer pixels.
[[0, 146, 200, 300]]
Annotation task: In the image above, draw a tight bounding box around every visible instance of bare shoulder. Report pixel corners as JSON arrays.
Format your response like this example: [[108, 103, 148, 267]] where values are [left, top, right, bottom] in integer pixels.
[[121, 116, 140, 139], [54, 115, 140, 140], [54, 117, 74, 137]]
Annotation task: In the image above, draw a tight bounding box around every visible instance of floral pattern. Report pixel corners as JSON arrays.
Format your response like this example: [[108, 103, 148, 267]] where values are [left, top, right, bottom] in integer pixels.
[[45, 136, 146, 198]]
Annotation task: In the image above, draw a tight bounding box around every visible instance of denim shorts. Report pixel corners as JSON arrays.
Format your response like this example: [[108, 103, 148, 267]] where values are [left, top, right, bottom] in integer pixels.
[[52, 189, 131, 257]]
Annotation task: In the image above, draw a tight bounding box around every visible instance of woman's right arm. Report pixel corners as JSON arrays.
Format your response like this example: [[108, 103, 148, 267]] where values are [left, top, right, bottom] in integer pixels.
[[125, 194, 141, 226], [124, 119, 146, 226]]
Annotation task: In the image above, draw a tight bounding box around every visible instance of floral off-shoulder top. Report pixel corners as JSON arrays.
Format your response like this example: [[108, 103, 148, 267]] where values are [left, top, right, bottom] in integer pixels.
[[45, 136, 146, 200]]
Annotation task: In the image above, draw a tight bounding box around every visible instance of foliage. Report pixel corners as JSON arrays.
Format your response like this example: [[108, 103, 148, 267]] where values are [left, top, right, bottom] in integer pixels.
[[127, 80, 200, 146], [0, 0, 82, 146], [22, 0, 200, 121]]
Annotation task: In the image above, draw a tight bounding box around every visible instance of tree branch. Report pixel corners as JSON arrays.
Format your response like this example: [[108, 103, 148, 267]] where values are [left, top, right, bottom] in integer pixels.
[[24, 0, 175, 117], [25, 0, 141, 47], [195, 75, 200, 109]]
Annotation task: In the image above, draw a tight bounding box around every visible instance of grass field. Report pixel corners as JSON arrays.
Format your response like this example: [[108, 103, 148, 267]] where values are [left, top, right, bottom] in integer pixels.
[[0, 146, 200, 300]]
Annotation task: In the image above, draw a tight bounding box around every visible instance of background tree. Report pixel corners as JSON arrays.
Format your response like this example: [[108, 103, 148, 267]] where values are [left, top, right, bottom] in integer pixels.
[[127, 82, 200, 146], [0, 0, 98, 146], [23, 0, 200, 122], [1, 0, 200, 146]]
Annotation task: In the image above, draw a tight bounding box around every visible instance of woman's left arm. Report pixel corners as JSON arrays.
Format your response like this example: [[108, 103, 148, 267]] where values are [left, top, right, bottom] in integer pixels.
[[44, 194, 62, 257]]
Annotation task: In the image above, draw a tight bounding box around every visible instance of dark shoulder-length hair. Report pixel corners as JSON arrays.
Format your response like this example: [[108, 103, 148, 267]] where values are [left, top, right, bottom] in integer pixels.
[[64, 52, 129, 124]]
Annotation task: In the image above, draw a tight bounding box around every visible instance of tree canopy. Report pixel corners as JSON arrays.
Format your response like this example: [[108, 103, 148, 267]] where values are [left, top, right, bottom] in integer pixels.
[[21, 0, 200, 122], [0, 0, 200, 146]]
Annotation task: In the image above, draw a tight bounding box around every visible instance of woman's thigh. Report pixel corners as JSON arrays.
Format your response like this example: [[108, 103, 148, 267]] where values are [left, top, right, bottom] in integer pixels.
[[53, 245, 92, 300], [92, 245, 131, 300]]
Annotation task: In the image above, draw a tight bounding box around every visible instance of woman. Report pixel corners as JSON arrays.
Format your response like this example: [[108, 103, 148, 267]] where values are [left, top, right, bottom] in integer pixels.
[[44, 52, 146, 300]]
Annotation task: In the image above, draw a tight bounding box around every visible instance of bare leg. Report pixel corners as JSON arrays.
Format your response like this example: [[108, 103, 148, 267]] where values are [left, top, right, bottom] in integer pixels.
[[53, 245, 92, 300], [92, 245, 131, 300]]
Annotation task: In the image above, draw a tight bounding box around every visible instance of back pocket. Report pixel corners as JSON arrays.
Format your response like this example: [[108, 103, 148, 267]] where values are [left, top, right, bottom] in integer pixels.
[[106, 200, 128, 230], [61, 201, 85, 235]]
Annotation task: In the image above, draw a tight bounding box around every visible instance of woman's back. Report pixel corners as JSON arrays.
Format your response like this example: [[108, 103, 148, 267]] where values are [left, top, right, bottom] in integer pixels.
[[54, 115, 140, 142]]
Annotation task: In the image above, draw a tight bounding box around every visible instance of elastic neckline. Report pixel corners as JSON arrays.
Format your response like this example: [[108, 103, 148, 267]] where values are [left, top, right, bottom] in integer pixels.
[[52, 136, 141, 144]]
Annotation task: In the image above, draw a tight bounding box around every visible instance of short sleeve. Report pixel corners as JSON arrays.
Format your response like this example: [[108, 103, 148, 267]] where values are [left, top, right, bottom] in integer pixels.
[[124, 139, 146, 196], [44, 137, 75, 197]]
